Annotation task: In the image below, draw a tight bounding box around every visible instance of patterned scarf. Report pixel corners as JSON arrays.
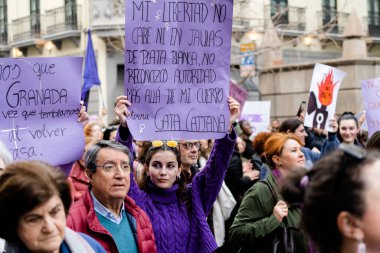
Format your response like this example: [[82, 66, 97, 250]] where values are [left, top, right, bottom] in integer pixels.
[[2, 228, 96, 253], [272, 168, 283, 184]]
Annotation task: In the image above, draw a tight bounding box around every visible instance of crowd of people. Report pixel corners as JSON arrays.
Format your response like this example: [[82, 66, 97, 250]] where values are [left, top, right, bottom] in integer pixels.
[[1, 95, 380, 253]]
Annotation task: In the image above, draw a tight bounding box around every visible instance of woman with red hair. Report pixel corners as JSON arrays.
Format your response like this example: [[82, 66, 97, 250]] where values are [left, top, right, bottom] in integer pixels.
[[230, 133, 308, 253]]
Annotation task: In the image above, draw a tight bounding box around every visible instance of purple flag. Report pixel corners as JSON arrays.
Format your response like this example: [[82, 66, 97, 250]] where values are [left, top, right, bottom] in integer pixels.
[[81, 29, 101, 103], [125, 0, 233, 141], [0, 57, 85, 166]]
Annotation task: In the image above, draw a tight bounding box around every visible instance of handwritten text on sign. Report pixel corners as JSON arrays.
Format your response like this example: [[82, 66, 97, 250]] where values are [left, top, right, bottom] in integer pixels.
[[361, 78, 380, 137], [125, 0, 233, 140], [0, 57, 84, 165]]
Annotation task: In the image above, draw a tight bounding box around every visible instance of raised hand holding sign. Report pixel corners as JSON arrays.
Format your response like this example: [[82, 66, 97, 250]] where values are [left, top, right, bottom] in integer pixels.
[[125, 0, 233, 140]]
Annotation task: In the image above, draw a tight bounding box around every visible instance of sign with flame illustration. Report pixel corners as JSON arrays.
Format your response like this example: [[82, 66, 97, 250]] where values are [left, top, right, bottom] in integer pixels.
[[304, 63, 347, 131]]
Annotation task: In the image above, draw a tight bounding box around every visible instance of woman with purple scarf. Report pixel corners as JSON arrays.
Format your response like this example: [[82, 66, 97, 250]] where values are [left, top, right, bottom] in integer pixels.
[[229, 133, 308, 253]]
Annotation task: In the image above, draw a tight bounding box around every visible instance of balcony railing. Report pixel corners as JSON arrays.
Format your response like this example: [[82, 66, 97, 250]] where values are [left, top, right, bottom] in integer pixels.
[[365, 11, 380, 37], [317, 9, 349, 34], [264, 5, 306, 31], [233, 17, 264, 31], [233, 17, 250, 29], [12, 14, 42, 42], [45, 5, 81, 35]]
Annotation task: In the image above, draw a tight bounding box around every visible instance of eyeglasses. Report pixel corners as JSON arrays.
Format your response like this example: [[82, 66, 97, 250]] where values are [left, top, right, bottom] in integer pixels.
[[151, 140, 178, 148], [180, 142, 201, 150], [96, 161, 131, 174]]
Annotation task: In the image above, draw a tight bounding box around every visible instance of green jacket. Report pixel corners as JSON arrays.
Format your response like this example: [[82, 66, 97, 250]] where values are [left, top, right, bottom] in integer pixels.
[[229, 173, 307, 252]]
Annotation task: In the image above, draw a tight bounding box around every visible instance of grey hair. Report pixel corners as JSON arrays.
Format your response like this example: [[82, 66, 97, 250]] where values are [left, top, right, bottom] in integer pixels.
[[0, 141, 13, 166], [84, 140, 132, 173]]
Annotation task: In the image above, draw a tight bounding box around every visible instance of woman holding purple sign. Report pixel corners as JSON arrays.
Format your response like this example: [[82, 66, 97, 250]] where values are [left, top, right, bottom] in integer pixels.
[[114, 95, 239, 253]]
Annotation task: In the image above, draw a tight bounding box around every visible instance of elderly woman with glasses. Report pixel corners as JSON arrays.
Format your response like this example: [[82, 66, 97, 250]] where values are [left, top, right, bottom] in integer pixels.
[[114, 96, 240, 253]]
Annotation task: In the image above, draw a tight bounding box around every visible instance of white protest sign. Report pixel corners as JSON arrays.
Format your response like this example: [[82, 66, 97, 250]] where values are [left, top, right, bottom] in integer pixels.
[[304, 63, 346, 132], [240, 101, 271, 136], [361, 78, 380, 137]]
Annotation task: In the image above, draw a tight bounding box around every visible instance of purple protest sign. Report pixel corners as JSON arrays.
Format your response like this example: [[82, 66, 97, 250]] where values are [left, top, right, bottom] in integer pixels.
[[125, 0, 233, 140], [0, 57, 84, 165], [240, 101, 271, 136], [361, 77, 380, 137], [229, 80, 248, 113]]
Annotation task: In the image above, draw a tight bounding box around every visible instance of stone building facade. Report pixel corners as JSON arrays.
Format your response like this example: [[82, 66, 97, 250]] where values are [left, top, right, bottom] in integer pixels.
[[2, 0, 380, 122]]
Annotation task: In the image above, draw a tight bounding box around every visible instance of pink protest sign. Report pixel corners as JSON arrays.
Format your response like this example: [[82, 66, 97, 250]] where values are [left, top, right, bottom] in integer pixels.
[[229, 80, 248, 112], [304, 63, 347, 131], [361, 77, 380, 137], [125, 0, 233, 140], [0, 57, 84, 165]]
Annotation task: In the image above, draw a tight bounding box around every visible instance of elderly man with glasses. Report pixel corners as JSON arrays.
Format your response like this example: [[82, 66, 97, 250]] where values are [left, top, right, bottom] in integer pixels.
[[67, 141, 157, 253], [177, 140, 202, 183]]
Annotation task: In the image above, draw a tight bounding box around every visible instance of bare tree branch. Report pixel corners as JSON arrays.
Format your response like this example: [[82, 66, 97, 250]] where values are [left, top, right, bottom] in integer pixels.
[[234, 1, 350, 83]]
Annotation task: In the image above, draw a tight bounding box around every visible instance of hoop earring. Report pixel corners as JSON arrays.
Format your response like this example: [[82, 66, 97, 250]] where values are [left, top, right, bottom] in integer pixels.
[[357, 240, 366, 253], [176, 175, 181, 181]]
